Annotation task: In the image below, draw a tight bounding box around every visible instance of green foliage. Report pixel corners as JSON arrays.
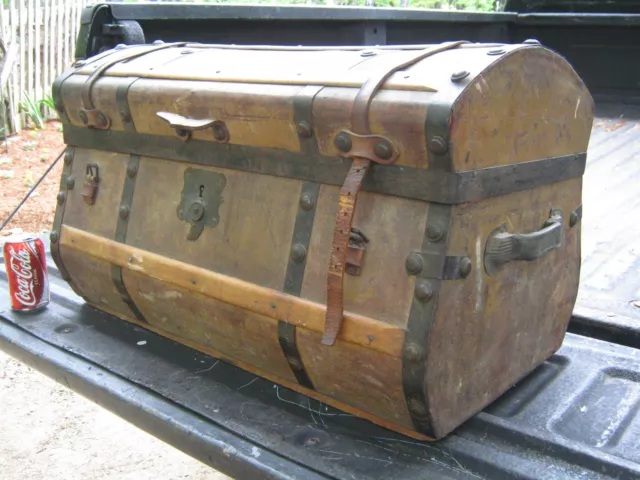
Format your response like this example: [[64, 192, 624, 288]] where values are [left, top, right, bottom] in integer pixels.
[[19, 93, 45, 129], [19, 93, 57, 130]]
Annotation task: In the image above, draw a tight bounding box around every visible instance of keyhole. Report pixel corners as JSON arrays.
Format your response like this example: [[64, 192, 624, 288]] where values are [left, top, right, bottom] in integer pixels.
[[199, 185, 205, 198]]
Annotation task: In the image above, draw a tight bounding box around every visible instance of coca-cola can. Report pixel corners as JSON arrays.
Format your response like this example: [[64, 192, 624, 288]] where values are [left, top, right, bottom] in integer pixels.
[[3, 235, 50, 311]]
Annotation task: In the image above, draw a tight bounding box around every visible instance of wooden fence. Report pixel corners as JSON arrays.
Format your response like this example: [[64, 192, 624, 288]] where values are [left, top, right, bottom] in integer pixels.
[[0, 0, 93, 134]]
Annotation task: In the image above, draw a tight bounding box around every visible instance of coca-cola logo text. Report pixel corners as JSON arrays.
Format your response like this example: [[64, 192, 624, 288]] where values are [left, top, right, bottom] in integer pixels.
[[9, 247, 37, 307]]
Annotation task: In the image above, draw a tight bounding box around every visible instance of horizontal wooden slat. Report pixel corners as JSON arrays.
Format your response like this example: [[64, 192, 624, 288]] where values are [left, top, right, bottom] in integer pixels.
[[60, 225, 405, 357]]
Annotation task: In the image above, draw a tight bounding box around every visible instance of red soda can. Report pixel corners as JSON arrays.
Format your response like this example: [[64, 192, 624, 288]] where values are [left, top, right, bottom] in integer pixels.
[[3, 235, 50, 311]]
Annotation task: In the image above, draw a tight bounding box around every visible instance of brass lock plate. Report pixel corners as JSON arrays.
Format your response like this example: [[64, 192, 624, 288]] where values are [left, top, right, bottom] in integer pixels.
[[177, 168, 227, 241]]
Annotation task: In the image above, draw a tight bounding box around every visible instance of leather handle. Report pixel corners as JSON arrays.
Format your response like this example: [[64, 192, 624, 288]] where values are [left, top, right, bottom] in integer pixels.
[[484, 209, 563, 276]]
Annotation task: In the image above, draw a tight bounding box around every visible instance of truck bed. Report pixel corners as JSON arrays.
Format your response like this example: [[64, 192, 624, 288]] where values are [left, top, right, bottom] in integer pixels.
[[1, 109, 639, 480]]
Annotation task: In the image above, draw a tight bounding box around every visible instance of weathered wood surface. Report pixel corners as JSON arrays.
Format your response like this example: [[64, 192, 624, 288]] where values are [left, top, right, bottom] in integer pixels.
[[51, 43, 594, 439]]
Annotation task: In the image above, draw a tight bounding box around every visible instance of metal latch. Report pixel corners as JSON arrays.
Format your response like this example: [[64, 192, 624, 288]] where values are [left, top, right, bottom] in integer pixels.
[[345, 228, 369, 276], [81, 163, 99, 205]]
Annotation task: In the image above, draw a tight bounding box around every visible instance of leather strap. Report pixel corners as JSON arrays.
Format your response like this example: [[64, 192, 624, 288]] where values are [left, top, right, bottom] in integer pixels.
[[322, 41, 468, 346], [322, 157, 370, 345]]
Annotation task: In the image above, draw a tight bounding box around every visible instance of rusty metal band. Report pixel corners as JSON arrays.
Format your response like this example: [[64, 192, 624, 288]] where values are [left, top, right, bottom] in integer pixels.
[[401, 94, 460, 436], [81, 42, 188, 110], [402, 202, 453, 437], [115, 78, 140, 132], [350, 41, 468, 134], [52, 68, 82, 124], [279, 181, 320, 389], [293, 85, 324, 155], [111, 154, 148, 324], [62, 126, 586, 205], [322, 41, 466, 346], [278, 87, 323, 386], [49, 148, 83, 298]]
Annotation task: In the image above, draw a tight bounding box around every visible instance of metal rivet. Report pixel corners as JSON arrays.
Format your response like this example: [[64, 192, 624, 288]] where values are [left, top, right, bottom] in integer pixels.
[[56, 192, 66, 205], [570, 211, 579, 227], [415, 281, 434, 303], [79, 110, 88, 125], [120, 108, 132, 123], [296, 121, 313, 139], [300, 194, 315, 211], [407, 397, 429, 416], [404, 343, 424, 363], [191, 278, 197, 285], [488, 48, 506, 56], [97, 112, 108, 128], [291, 244, 307, 263], [65, 176, 75, 190], [523, 39, 540, 45], [212, 123, 229, 142], [451, 70, 470, 82], [119, 205, 130, 220], [50, 230, 59, 244], [374, 140, 393, 160], [405, 253, 424, 275], [115, 43, 127, 50], [64, 150, 73, 164], [459, 257, 472, 278], [428, 136, 448, 155], [360, 50, 376, 57], [127, 164, 138, 178], [426, 223, 445, 242], [334, 132, 352, 153], [152, 39, 164, 45]]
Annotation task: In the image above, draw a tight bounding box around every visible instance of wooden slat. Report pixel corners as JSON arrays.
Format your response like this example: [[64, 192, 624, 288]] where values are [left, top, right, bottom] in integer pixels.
[[59, 225, 405, 358], [17, 0, 24, 127], [89, 300, 432, 442], [56, 0, 63, 75], [27, 0, 33, 103], [8, 0, 19, 131], [35, 0, 41, 104], [43, 0, 50, 112]]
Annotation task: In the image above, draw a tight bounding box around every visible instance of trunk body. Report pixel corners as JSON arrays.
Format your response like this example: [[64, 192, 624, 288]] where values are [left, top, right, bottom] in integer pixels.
[[51, 43, 593, 439]]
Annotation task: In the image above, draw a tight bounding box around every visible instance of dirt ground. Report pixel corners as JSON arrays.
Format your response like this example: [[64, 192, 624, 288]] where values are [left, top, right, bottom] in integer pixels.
[[0, 122, 230, 479], [0, 121, 65, 235], [0, 350, 230, 480]]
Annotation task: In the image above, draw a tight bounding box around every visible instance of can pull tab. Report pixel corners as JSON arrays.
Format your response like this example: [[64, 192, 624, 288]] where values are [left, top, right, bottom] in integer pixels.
[[345, 227, 369, 276], [82, 163, 99, 205]]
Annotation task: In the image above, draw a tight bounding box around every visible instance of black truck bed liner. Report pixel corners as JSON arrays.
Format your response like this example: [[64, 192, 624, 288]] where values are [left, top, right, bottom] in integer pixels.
[[1, 111, 639, 479]]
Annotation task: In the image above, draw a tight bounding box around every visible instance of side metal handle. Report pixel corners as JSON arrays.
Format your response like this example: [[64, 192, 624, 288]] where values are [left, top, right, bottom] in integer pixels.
[[484, 209, 563, 276]]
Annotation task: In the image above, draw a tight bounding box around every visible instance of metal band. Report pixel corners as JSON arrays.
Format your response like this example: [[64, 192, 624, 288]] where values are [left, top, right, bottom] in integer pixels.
[[111, 154, 148, 324], [115, 78, 139, 132], [278, 84, 321, 386], [63, 126, 587, 205], [52, 68, 81, 124], [49, 148, 83, 298], [323, 41, 468, 346], [293, 85, 323, 155], [406, 252, 472, 280], [81, 42, 187, 110], [402, 91, 461, 436], [402, 202, 453, 437]]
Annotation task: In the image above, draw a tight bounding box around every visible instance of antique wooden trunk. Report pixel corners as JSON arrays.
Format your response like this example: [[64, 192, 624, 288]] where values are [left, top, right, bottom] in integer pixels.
[[50, 41, 593, 440]]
